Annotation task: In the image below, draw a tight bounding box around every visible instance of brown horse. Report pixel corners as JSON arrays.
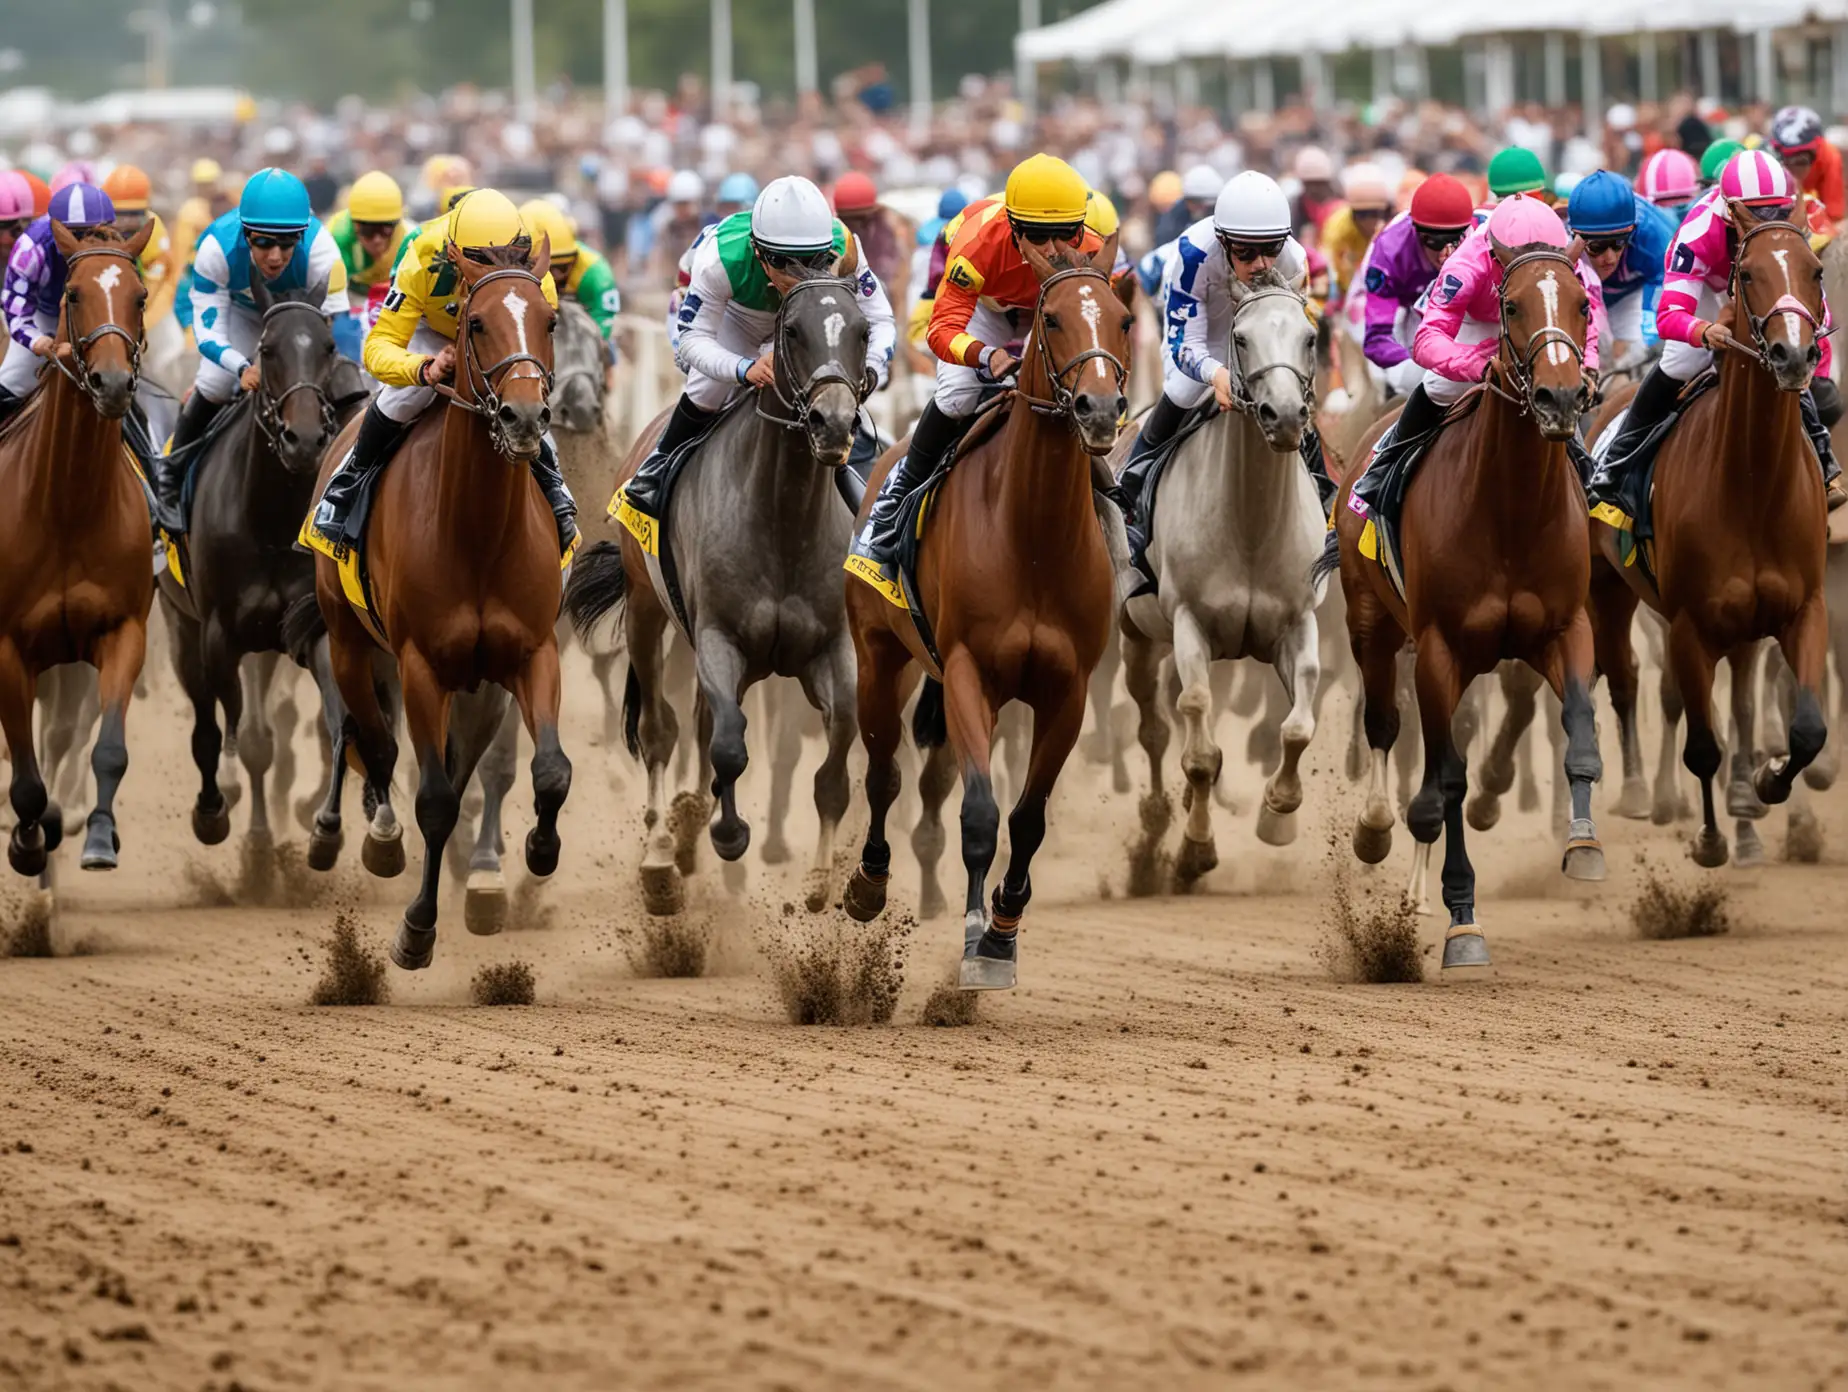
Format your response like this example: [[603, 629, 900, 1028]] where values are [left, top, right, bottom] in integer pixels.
[[842, 234, 1127, 991], [0, 218, 156, 875], [1588, 209, 1830, 868], [1327, 236, 1602, 970], [309, 237, 570, 970]]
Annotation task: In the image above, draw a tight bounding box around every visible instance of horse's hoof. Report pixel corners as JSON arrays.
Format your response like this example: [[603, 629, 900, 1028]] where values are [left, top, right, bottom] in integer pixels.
[[1255, 803, 1296, 847], [1732, 822, 1765, 869], [1752, 762, 1791, 808], [668, 791, 708, 875], [464, 871, 508, 936], [802, 868, 831, 914], [710, 817, 750, 863], [1344, 741, 1365, 784], [307, 827, 343, 872], [1353, 819, 1392, 865], [960, 929, 1019, 992], [918, 878, 946, 921], [192, 800, 232, 846], [361, 830, 405, 879], [1728, 778, 1769, 819], [1689, 828, 1730, 869], [842, 865, 887, 923], [1785, 808, 1824, 864], [640, 859, 684, 917], [1441, 927, 1492, 970], [219, 780, 243, 811], [389, 921, 435, 971], [1651, 792, 1679, 827], [42, 803, 64, 853], [759, 835, 792, 866], [1803, 762, 1837, 792], [79, 816, 118, 872], [1561, 841, 1606, 882], [1173, 835, 1218, 887], [8, 826, 46, 879], [1466, 792, 1501, 833], [1615, 777, 1652, 821], [524, 828, 560, 878]]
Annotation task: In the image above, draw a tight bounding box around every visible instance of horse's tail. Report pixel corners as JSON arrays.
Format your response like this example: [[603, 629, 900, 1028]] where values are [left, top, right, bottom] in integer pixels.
[[280, 593, 327, 668], [912, 678, 947, 751], [1309, 527, 1342, 590], [622, 663, 643, 761], [563, 540, 628, 644]]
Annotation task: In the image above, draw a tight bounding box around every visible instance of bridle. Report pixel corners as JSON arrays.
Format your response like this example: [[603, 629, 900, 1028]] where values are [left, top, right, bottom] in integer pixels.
[[49, 243, 144, 409], [433, 263, 554, 458], [1488, 246, 1590, 415], [755, 274, 871, 432], [1221, 282, 1315, 418], [252, 298, 355, 453], [1726, 218, 1830, 371], [1014, 264, 1129, 451]]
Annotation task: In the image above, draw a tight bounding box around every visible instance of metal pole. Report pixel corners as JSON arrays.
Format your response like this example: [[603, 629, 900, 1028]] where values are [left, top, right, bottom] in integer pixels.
[[1302, 51, 1329, 113], [511, 0, 536, 123], [604, 0, 629, 119], [1639, 33, 1659, 104], [1544, 33, 1565, 109], [1699, 29, 1721, 101], [712, 0, 733, 119], [1834, 24, 1848, 119], [794, 0, 818, 96], [1755, 26, 1775, 106], [1252, 58, 1275, 114], [1017, 0, 1041, 117], [1372, 47, 1392, 104], [1581, 33, 1603, 139], [909, 0, 932, 139]]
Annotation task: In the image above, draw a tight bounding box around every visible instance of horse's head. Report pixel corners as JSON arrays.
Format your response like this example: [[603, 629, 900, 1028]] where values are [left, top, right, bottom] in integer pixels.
[[446, 233, 556, 458], [1490, 235, 1590, 440], [248, 275, 341, 473], [51, 218, 154, 419], [1726, 200, 1825, 393], [762, 238, 872, 464], [551, 302, 606, 435], [1019, 232, 1130, 454], [1225, 270, 1317, 450]]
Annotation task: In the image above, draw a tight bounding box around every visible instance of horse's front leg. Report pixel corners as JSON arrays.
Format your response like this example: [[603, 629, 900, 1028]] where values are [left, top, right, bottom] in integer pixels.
[[80, 619, 148, 871], [0, 645, 52, 876], [510, 635, 571, 880], [1259, 608, 1320, 847], [1170, 606, 1222, 888], [626, 595, 683, 915], [305, 636, 350, 870], [759, 681, 803, 866], [1759, 595, 1831, 807], [1649, 619, 1690, 825], [939, 649, 1004, 989], [1120, 623, 1174, 896], [391, 644, 456, 970], [1468, 663, 1539, 832], [799, 637, 858, 913], [1668, 614, 1728, 868], [1725, 642, 1768, 824], [1346, 588, 1405, 869], [843, 623, 910, 923], [1408, 630, 1467, 937], [238, 651, 280, 845], [1545, 609, 1606, 882], [693, 628, 750, 863], [168, 608, 230, 845], [324, 601, 404, 878], [461, 697, 519, 935], [1588, 564, 1650, 819]]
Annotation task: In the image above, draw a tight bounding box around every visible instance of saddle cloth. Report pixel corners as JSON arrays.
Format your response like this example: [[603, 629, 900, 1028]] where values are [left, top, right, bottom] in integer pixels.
[[1345, 388, 1488, 603]]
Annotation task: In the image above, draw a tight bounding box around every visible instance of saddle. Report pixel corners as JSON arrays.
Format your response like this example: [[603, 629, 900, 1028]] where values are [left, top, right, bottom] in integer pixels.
[[1115, 400, 1220, 599], [157, 393, 256, 589], [1586, 372, 1719, 590], [1348, 387, 1488, 602]]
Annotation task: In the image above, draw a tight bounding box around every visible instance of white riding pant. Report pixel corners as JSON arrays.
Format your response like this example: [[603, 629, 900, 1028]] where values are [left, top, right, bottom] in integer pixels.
[[683, 302, 775, 412], [193, 303, 261, 404], [1368, 355, 1425, 398], [1605, 290, 1646, 349], [1658, 284, 1721, 382], [932, 303, 1026, 417], [374, 324, 450, 423], [1421, 317, 1497, 406], [0, 310, 56, 397]]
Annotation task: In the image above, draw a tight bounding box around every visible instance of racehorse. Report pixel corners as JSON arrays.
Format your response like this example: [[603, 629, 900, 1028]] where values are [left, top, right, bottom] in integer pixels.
[[1328, 234, 1603, 968], [308, 236, 571, 969], [1588, 207, 1831, 868], [160, 277, 366, 861], [1113, 269, 1326, 882], [0, 219, 157, 874], [565, 251, 872, 916], [842, 233, 1128, 990]]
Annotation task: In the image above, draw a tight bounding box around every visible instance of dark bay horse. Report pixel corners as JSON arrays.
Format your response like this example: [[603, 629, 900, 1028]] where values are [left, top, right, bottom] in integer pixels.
[[160, 277, 365, 860], [843, 234, 1127, 991], [1328, 235, 1602, 970], [1588, 207, 1830, 867], [310, 237, 570, 970], [0, 218, 156, 873]]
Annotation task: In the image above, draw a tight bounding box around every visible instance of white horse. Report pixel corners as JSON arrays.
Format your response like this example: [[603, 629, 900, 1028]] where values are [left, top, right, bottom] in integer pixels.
[[1114, 270, 1327, 883]]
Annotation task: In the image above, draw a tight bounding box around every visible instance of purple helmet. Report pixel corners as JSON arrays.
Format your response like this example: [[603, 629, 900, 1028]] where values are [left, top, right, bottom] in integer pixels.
[[48, 182, 115, 229]]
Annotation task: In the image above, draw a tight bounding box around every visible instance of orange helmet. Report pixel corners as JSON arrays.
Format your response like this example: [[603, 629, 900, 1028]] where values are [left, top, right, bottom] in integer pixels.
[[102, 164, 153, 212], [20, 170, 51, 217]]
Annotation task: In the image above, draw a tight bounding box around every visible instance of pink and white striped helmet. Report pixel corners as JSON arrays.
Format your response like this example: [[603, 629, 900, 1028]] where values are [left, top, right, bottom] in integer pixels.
[[0, 170, 33, 220], [1720, 149, 1795, 205], [1638, 148, 1699, 206]]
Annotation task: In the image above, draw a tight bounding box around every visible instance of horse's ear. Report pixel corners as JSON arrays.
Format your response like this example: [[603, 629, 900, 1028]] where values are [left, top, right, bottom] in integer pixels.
[[1791, 194, 1812, 234], [1724, 198, 1755, 241], [124, 218, 155, 262], [445, 237, 475, 283], [1090, 230, 1119, 278], [1113, 270, 1136, 310], [834, 230, 860, 280], [1488, 233, 1513, 268], [529, 232, 552, 284], [248, 273, 273, 314], [1564, 235, 1585, 265], [1226, 273, 1252, 305], [50, 219, 78, 258], [1018, 234, 1056, 284], [308, 275, 330, 307]]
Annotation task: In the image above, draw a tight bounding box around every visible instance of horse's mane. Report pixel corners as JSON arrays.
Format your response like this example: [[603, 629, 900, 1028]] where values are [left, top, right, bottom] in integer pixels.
[[465, 242, 536, 271], [69, 224, 124, 246], [1247, 267, 1299, 294]]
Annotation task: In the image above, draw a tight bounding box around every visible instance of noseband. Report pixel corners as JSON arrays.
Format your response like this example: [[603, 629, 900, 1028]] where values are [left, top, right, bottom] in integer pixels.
[[1727, 219, 1830, 371], [756, 274, 871, 432], [1222, 283, 1315, 417], [252, 298, 349, 452], [50, 243, 144, 409], [1490, 247, 1590, 415], [1016, 264, 1129, 447], [435, 264, 555, 458]]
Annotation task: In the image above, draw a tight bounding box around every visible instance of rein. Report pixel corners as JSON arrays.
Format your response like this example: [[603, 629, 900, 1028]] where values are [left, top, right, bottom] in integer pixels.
[[1725, 219, 1832, 371], [1489, 246, 1590, 416], [755, 274, 871, 431], [1222, 283, 1315, 418], [251, 298, 362, 452], [49, 243, 144, 408], [433, 264, 554, 458], [1015, 264, 1128, 450]]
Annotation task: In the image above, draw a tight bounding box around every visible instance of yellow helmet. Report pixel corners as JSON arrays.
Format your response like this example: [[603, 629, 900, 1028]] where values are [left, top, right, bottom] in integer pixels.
[[423, 154, 474, 190], [449, 188, 528, 252], [1003, 154, 1090, 228], [191, 157, 223, 186], [518, 199, 578, 259], [348, 170, 404, 223], [1083, 189, 1119, 239]]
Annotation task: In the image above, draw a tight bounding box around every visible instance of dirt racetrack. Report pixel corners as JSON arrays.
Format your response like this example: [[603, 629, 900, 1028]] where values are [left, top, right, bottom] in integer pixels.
[[0, 651, 1844, 1391]]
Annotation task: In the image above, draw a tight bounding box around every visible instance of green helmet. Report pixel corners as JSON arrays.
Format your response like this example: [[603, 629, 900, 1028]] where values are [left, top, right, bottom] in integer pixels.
[[1487, 146, 1550, 198], [1700, 138, 1745, 184]]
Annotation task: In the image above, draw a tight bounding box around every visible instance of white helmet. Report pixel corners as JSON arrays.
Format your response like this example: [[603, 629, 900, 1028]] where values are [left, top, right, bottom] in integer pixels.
[[1213, 171, 1292, 239], [1294, 145, 1334, 182], [1180, 163, 1222, 202], [665, 168, 705, 203], [751, 175, 836, 255]]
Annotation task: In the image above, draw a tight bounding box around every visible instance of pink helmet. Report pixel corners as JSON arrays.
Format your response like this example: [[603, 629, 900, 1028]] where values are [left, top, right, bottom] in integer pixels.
[[1638, 149, 1699, 206], [1720, 149, 1794, 205], [0, 170, 33, 220], [1486, 194, 1569, 249], [50, 160, 97, 194]]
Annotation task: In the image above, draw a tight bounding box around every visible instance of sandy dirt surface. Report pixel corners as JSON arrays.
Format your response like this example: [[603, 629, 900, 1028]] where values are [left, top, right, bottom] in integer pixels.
[[0, 646, 1844, 1391]]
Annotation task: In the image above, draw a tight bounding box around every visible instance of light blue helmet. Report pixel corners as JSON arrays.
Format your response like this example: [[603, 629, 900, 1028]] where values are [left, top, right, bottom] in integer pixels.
[[717, 172, 760, 205], [1566, 170, 1638, 237], [239, 166, 313, 233]]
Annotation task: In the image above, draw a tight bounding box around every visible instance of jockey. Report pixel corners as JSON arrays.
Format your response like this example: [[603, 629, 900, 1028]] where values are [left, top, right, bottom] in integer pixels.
[[1360, 173, 1476, 397], [1293, 146, 1341, 236], [1320, 163, 1392, 309], [1565, 170, 1673, 374], [1120, 170, 1330, 508], [1355, 197, 1602, 514], [322, 188, 576, 550], [860, 155, 1098, 562], [623, 175, 895, 524], [327, 170, 413, 356], [1769, 106, 1845, 226], [1638, 148, 1700, 220], [1595, 149, 1845, 510], [0, 172, 34, 284], [157, 168, 347, 524], [714, 172, 759, 219], [519, 199, 622, 373], [0, 182, 117, 427], [99, 165, 171, 299], [1486, 148, 1551, 207], [1153, 163, 1221, 248]]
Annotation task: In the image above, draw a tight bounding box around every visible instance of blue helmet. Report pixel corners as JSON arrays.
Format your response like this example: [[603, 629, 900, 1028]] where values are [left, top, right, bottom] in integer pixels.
[[1566, 170, 1638, 236], [936, 187, 969, 221], [48, 182, 115, 229], [239, 166, 313, 233], [717, 172, 759, 205]]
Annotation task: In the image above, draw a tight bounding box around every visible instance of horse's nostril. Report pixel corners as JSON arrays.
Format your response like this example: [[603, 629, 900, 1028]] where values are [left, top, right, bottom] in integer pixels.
[[1257, 402, 1278, 423], [498, 404, 519, 425]]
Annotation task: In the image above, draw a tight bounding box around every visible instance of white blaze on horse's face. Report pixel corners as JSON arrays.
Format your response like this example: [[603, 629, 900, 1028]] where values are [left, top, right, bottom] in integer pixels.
[[824, 312, 845, 350], [501, 285, 529, 355], [1770, 247, 1804, 346], [1077, 284, 1105, 380], [1536, 269, 1569, 366], [95, 262, 122, 323]]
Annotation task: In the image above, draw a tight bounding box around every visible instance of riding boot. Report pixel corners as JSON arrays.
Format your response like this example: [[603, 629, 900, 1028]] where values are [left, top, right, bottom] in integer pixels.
[[623, 393, 719, 521], [0, 386, 23, 435], [837, 419, 881, 514], [155, 391, 223, 533], [1117, 392, 1188, 525], [1299, 423, 1337, 514], [861, 399, 967, 563], [529, 434, 579, 555], [1352, 383, 1445, 513], [316, 401, 412, 547], [1798, 382, 1846, 511]]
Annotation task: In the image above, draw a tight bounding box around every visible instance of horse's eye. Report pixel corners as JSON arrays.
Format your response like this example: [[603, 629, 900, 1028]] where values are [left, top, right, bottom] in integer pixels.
[[136, 292, 148, 308], [548, 316, 558, 334], [1740, 271, 1752, 285], [1579, 302, 1590, 319], [1043, 313, 1061, 332], [468, 316, 484, 333], [323, 340, 336, 356], [1120, 315, 1134, 334]]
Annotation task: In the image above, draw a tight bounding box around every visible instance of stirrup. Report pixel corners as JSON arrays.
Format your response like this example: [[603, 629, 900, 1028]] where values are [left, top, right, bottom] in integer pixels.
[[1828, 480, 1848, 512]]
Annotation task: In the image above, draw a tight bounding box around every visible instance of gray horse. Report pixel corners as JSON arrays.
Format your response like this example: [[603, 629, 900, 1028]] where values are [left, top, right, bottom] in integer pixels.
[[1114, 270, 1326, 881], [568, 261, 870, 914]]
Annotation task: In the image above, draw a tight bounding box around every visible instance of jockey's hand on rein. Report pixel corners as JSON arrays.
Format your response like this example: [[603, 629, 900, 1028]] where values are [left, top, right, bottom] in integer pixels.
[[1702, 321, 1734, 352], [239, 363, 262, 392], [985, 347, 1018, 382], [29, 335, 55, 360], [1211, 365, 1235, 411], [422, 344, 457, 386], [745, 351, 777, 388]]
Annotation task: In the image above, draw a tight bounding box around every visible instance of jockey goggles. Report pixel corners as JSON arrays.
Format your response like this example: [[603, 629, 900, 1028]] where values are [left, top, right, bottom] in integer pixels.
[[0, 217, 27, 237], [1009, 215, 1084, 245], [757, 245, 836, 272], [1741, 200, 1796, 223], [354, 219, 397, 238], [1217, 231, 1288, 263], [1414, 223, 1469, 253], [1351, 204, 1389, 223], [245, 228, 301, 251], [1581, 230, 1632, 255]]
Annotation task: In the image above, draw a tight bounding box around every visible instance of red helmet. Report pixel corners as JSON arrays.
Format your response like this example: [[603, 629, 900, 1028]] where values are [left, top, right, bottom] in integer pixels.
[[1409, 173, 1474, 231], [832, 171, 878, 213]]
